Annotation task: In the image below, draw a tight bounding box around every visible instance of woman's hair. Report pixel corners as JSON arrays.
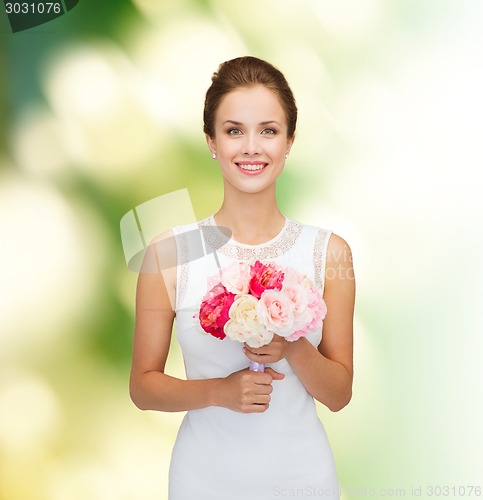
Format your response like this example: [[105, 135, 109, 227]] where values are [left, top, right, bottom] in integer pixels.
[[203, 56, 297, 138]]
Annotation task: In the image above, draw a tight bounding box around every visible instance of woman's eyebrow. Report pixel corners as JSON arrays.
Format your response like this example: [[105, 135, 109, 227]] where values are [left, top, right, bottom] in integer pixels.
[[259, 120, 281, 126], [222, 120, 281, 126]]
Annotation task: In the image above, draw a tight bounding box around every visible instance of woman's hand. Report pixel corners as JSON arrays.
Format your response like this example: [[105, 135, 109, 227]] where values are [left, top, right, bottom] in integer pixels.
[[213, 367, 284, 413], [243, 334, 292, 365]]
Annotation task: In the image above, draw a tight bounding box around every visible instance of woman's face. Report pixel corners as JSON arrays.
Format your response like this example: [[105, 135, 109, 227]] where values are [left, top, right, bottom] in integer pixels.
[[206, 85, 294, 194]]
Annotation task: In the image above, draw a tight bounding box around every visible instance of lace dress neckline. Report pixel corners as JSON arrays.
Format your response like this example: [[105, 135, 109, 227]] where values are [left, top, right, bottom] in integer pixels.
[[197, 214, 303, 261]]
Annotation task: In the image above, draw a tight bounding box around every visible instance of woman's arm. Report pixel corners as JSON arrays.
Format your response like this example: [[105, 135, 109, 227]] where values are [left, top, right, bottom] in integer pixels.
[[129, 230, 282, 413], [244, 233, 355, 412], [287, 233, 355, 411], [129, 231, 218, 411]]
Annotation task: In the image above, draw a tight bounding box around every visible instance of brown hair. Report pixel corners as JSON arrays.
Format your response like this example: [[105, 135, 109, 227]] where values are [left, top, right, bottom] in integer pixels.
[[203, 56, 297, 138]]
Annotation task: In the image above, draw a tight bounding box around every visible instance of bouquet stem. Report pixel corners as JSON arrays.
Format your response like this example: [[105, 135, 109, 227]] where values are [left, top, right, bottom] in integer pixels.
[[249, 360, 265, 372]]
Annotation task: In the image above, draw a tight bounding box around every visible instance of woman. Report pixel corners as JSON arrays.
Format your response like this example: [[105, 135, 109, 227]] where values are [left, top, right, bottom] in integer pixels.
[[130, 56, 355, 499]]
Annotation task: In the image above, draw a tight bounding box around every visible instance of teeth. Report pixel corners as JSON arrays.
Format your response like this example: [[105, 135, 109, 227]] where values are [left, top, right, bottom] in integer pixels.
[[238, 164, 266, 171]]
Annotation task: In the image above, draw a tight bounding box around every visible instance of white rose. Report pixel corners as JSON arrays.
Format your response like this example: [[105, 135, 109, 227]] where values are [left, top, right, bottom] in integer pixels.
[[224, 294, 273, 347]]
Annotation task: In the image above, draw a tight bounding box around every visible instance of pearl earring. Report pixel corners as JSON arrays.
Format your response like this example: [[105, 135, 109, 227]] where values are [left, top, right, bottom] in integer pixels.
[[285, 153, 288, 159], [212, 152, 216, 159]]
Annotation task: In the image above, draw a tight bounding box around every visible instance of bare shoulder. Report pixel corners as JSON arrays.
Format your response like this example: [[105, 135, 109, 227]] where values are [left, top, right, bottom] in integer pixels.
[[148, 227, 177, 268], [325, 232, 355, 288], [137, 228, 178, 313], [149, 227, 175, 244], [326, 233, 353, 265]]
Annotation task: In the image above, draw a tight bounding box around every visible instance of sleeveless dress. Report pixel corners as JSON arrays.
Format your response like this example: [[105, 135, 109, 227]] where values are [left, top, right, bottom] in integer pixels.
[[168, 214, 340, 500]]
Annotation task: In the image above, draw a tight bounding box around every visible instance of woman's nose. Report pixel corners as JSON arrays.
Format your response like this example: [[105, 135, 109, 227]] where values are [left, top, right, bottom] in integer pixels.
[[242, 133, 261, 155]]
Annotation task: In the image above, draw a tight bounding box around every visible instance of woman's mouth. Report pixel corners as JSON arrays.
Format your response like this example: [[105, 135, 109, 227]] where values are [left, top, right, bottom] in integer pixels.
[[236, 162, 268, 175]]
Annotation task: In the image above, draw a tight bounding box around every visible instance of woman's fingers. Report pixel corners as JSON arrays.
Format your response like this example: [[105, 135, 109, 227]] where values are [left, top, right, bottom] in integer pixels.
[[254, 393, 271, 405], [243, 345, 262, 355], [243, 349, 265, 362], [218, 365, 285, 413], [264, 367, 285, 380], [243, 337, 288, 363]]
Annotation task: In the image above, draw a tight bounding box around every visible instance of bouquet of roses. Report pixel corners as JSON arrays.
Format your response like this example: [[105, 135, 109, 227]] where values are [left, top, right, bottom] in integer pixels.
[[195, 260, 327, 372]]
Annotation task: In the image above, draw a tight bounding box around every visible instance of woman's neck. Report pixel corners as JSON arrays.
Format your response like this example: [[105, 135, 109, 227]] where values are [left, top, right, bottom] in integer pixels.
[[213, 187, 285, 244]]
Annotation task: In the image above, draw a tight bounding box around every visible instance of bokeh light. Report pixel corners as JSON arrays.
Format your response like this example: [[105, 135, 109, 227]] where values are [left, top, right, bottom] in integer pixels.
[[42, 42, 165, 178], [0, 173, 106, 353], [0, 371, 62, 453]]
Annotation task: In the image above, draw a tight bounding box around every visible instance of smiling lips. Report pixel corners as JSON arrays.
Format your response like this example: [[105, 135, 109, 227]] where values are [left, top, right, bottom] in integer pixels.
[[236, 161, 268, 172]]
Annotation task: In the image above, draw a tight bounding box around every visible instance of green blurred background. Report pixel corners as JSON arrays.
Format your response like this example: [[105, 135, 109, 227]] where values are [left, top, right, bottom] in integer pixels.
[[1, 1, 482, 499]]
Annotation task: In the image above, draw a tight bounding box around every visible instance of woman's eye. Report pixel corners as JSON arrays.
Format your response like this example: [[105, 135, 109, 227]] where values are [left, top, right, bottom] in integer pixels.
[[262, 128, 276, 135], [228, 128, 242, 135]]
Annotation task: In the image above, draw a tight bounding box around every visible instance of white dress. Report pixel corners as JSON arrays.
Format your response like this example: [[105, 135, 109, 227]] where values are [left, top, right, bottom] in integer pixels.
[[168, 214, 340, 500]]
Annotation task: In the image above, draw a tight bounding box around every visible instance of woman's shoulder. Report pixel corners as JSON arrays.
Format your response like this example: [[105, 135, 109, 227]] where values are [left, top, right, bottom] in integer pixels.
[[148, 227, 175, 244], [140, 228, 177, 275], [326, 232, 352, 263], [169, 215, 211, 236], [318, 230, 354, 283]]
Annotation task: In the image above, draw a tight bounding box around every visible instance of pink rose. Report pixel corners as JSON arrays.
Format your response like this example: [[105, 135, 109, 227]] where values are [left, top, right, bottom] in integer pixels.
[[282, 280, 312, 331], [282, 266, 305, 284], [286, 285, 327, 341], [282, 280, 309, 314], [256, 289, 295, 336], [249, 260, 284, 299], [199, 283, 236, 340], [220, 261, 252, 295], [206, 272, 222, 290]]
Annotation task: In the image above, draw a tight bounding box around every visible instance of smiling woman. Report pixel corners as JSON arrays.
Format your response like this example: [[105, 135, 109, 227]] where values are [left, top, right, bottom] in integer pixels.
[[129, 56, 355, 500]]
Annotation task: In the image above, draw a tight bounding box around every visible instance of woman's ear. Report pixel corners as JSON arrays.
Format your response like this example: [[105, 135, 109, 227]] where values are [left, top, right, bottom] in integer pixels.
[[206, 134, 216, 156]]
